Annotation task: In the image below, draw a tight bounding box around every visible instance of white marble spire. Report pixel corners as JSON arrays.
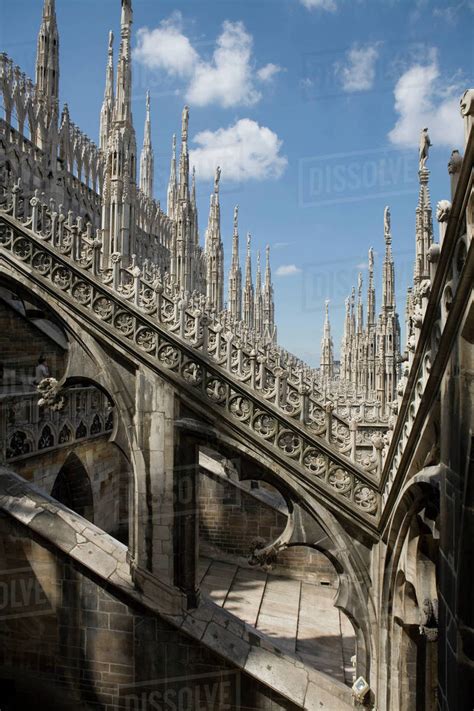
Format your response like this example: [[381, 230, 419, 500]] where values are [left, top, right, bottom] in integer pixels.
[[320, 299, 334, 381], [382, 207, 395, 312], [228, 206, 242, 321], [100, 31, 115, 152], [115, 0, 133, 125], [254, 250, 263, 335], [178, 106, 190, 202], [414, 130, 433, 291], [205, 166, 224, 310], [139, 91, 154, 198], [167, 134, 177, 218], [263, 245, 276, 343], [243, 233, 254, 329], [36, 0, 59, 103]]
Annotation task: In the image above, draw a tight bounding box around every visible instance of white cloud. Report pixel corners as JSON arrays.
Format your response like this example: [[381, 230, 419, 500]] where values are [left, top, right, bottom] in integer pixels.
[[186, 21, 260, 107], [356, 261, 369, 270], [300, 0, 337, 10], [257, 63, 282, 82], [433, 2, 473, 25], [336, 43, 380, 92], [134, 13, 198, 77], [134, 17, 280, 108], [433, 5, 459, 24], [275, 264, 302, 276], [388, 53, 464, 149], [190, 119, 287, 182]]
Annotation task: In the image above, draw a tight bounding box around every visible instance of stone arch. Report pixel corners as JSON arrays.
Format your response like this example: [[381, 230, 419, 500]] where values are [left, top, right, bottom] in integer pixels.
[[177, 416, 377, 683], [0, 265, 132, 533], [51, 452, 94, 523], [198, 453, 358, 684]]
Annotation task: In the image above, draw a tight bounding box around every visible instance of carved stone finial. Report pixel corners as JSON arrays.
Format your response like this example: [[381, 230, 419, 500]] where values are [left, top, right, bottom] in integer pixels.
[[371, 433, 384, 450]]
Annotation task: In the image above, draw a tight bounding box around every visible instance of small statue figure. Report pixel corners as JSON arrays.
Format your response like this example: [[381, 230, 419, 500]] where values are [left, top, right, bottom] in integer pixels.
[[384, 206, 391, 234], [181, 105, 189, 143], [419, 127, 432, 170], [447, 149, 462, 175], [419, 598, 439, 642], [37, 378, 65, 412], [214, 166, 221, 193], [436, 199, 452, 223]]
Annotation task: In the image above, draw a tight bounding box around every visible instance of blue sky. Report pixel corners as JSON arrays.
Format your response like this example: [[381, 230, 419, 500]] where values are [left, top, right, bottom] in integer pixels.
[[1, 0, 472, 364]]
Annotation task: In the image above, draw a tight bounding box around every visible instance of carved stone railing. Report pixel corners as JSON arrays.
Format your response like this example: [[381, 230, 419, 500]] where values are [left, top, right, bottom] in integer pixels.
[[315, 374, 390, 425], [379, 127, 473, 519], [0, 182, 385, 481], [0, 386, 114, 463], [0, 192, 381, 524]]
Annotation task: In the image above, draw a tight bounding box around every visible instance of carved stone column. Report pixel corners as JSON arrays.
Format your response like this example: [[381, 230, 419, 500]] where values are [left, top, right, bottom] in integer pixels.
[[129, 365, 186, 614]]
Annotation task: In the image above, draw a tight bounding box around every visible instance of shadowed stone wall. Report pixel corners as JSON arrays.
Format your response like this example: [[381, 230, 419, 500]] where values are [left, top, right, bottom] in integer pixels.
[[0, 512, 300, 711], [10, 440, 129, 539], [437, 324, 474, 709], [0, 297, 67, 385]]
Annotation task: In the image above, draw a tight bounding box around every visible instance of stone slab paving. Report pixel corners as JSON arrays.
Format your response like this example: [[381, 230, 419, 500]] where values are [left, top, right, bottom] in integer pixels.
[[223, 567, 268, 626], [256, 576, 301, 654], [297, 581, 346, 683], [200, 557, 354, 685], [200, 560, 240, 606]]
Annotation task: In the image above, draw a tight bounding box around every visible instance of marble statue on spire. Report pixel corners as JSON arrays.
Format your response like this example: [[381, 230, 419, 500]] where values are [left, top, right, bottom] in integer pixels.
[[419, 128, 432, 171], [384, 206, 391, 236], [181, 106, 189, 143], [214, 166, 221, 193]]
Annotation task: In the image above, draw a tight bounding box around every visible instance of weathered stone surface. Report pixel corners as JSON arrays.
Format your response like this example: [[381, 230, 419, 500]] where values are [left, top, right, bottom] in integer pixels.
[[203, 621, 250, 668], [304, 679, 353, 710], [244, 646, 308, 707], [29, 508, 80, 551], [69, 541, 118, 579]]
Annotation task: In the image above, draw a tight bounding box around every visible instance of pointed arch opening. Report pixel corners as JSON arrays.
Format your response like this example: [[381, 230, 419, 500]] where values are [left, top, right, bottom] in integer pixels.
[[51, 453, 94, 523]]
